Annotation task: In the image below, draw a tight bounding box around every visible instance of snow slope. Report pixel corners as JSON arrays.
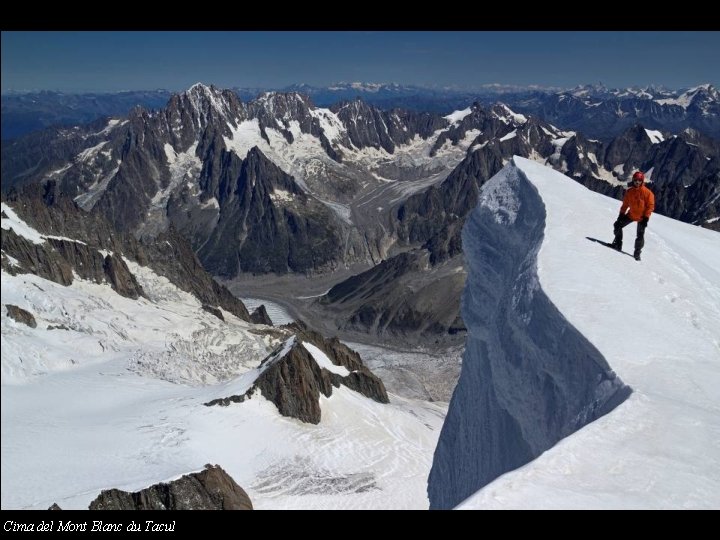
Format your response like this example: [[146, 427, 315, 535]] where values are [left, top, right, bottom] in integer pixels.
[[1, 212, 445, 509], [457, 157, 720, 509]]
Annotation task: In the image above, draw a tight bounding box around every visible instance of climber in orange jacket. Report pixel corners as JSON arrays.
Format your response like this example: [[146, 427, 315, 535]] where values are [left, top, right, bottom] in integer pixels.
[[611, 171, 655, 261]]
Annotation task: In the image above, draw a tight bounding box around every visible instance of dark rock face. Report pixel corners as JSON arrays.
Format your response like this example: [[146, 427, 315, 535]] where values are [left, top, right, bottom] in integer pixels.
[[318, 250, 465, 341], [397, 143, 506, 246], [103, 253, 144, 299], [5, 304, 37, 328], [644, 130, 719, 188], [1, 228, 75, 286], [135, 227, 251, 322], [423, 220, 464, 266], [207, 324, 388, 424], [202, 304, 225, 321], [4, 181, 129, 251], [653, 170, 720, 230], [196, 147, 348, 276], [47, 503, 62, 510], [249, 305, 273, 326], [256, 341, 333, 424], [331, 99, 445, 154], [2, 189, 251, 322], [88, 464, 252, 510], [602, 124, 655, 173], [248, 92, 343, 161], [1, 227, 144, 300], [427, 163, 632, 509]]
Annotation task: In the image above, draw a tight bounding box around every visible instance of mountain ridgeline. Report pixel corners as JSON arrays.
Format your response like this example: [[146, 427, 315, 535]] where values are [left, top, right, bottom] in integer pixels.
[[4, 83, 719, 140], [1, 185, 390, 427], [427, 160, 632, 509], [2, 84, 718, 344]]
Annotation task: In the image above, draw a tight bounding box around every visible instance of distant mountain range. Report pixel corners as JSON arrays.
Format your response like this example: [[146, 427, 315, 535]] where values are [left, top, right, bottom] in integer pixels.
[[510, 83, 720, 140], [3, 83, 718, 346], [3, 83, 718, 140], [1, 90, 173, 140]]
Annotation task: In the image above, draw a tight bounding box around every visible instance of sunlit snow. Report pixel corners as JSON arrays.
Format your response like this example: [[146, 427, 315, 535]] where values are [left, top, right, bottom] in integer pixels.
[[458, 157, 720, 509], [0, 213, 447, 510], [644, 129, 665, 144]]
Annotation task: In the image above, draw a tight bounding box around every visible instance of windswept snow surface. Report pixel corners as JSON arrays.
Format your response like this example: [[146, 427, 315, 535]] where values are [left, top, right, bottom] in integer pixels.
[[1, 228, 444, 508], [459, 157, 720, 509], [303, 342, 352, 376], [644, 129, 664, 144], [444, 107, 472, 125]]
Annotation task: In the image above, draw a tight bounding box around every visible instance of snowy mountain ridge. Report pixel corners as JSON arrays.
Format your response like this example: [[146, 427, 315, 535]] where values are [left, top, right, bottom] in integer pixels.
[[429, 157, 720, 509], [2, 155, 718, 509], [1, 197, 445, 509]]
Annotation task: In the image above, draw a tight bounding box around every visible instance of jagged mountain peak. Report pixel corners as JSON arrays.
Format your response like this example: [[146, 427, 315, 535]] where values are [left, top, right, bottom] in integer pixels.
[[251, 91, 315, 119], [331, 96, 377, 113], [176, 83, 239, 119], [681, 83, 717, 97], [490, 102, 528, 126], [256, 90, 312, 105], [187, 81, 215, 93]]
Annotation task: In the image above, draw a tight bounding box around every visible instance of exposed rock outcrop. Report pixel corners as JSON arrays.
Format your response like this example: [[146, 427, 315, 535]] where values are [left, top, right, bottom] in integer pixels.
[[206, 323, 388, 424], [2, 189, 250, 321], [331, 98, 445, 154], [131, 227, 250, 322], [5, 304, 37, 328], [0, 228, 144, 300], [316, 250, 466, 343], [195, 146, 353, 276], [88, 464, 252, 510], [249, 304, 273, 326], [201, 304, 225, 321]]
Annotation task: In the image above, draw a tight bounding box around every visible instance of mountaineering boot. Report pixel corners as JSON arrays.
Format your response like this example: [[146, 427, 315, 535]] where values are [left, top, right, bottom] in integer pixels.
[[634, 250, 641, 261], [611, 240, 622, 252]]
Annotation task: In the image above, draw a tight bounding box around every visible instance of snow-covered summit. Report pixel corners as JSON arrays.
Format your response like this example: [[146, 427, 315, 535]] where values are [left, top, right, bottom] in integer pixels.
[[430, 157, 720, 509], [654, 84, 718, 109], [183, 82, 234, 114], [491, 103, 528, 125], [328, 82, 395, 93]]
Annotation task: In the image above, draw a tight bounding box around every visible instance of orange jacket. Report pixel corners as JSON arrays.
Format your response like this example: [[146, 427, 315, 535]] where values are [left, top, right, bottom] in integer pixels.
[[620, 184, 655, 221]]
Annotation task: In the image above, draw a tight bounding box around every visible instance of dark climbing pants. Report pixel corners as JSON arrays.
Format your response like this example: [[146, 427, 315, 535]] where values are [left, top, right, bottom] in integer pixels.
[[613, 214, 647, 254]]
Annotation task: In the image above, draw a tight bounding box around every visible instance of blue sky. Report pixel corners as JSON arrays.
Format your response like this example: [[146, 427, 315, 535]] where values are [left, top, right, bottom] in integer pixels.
[[2, 31, 718, 93]]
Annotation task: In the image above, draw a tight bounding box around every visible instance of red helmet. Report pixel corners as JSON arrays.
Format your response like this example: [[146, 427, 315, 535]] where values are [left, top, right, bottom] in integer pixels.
[[632, 171, 645, 182]]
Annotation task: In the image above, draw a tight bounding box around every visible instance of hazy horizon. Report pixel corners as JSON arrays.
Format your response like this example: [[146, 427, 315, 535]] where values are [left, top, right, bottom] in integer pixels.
[[2, 31, 718, 94]]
